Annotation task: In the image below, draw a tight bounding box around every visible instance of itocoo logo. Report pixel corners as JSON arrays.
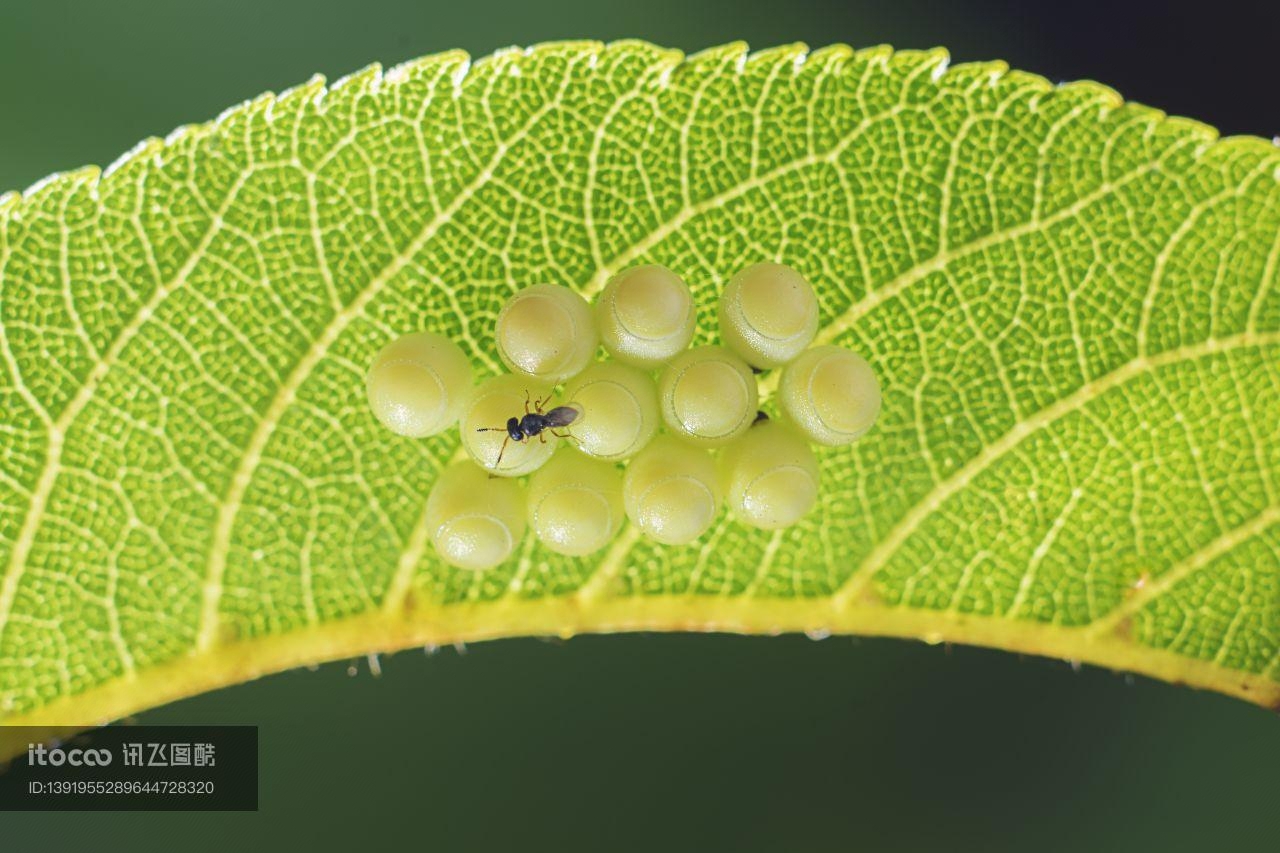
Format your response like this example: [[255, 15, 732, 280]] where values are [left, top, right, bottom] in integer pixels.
[[27, 743, 113, 766]]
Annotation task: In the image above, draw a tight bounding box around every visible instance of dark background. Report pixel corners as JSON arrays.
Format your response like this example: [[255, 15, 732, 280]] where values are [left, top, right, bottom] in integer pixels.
[[3, 1, 1278, 849]]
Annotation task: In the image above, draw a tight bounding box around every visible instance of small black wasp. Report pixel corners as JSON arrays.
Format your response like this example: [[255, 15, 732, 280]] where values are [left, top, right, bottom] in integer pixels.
[[476, 391, 582, 469]]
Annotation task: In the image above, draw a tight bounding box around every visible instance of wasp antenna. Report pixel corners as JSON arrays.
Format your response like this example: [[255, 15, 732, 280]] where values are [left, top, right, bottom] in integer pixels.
[[492, 435, 511, 470]]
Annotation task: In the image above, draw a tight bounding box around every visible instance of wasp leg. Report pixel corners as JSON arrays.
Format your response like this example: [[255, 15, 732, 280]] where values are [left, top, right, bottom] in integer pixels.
[[538, 432, 547, 444], [532, 393, 549, 414], [550, 429, 582, 448], [523, 390, 532, 415]]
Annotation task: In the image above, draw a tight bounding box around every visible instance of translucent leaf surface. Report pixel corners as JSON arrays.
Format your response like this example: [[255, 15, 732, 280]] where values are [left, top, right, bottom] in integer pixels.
[[1, 41, 1278, 729]]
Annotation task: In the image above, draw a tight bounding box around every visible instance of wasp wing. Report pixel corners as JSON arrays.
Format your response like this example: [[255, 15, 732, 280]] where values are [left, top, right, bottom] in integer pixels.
[[543, 405, 582, 428]]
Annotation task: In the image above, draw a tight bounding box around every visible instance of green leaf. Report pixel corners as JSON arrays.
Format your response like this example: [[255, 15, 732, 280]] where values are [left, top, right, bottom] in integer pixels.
[[1, 40, 1278, 732]]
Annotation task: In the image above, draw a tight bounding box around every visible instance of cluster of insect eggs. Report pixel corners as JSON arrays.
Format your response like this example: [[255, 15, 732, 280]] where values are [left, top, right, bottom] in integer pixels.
[[365, 263, 882, 570]]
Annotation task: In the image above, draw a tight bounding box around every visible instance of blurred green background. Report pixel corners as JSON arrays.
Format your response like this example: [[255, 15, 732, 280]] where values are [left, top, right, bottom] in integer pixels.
[[2, 0, 1277, 849]]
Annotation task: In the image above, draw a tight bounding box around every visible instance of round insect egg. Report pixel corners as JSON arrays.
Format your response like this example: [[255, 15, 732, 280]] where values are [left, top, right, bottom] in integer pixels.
[[595, 265, 696, 368], [461, 374, 556, 477], [658, 345, 758, 446], [623, 436, 722, 545], [720, 420, 820, 530], [365, 331, 473, 438], [426, 462, 527, 571], [495, 283, 598, 383], [562, 361, 659, 461], [526, 450, 624, 557], [779, 345, 882, 446], [718, 262, 819, 369]]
